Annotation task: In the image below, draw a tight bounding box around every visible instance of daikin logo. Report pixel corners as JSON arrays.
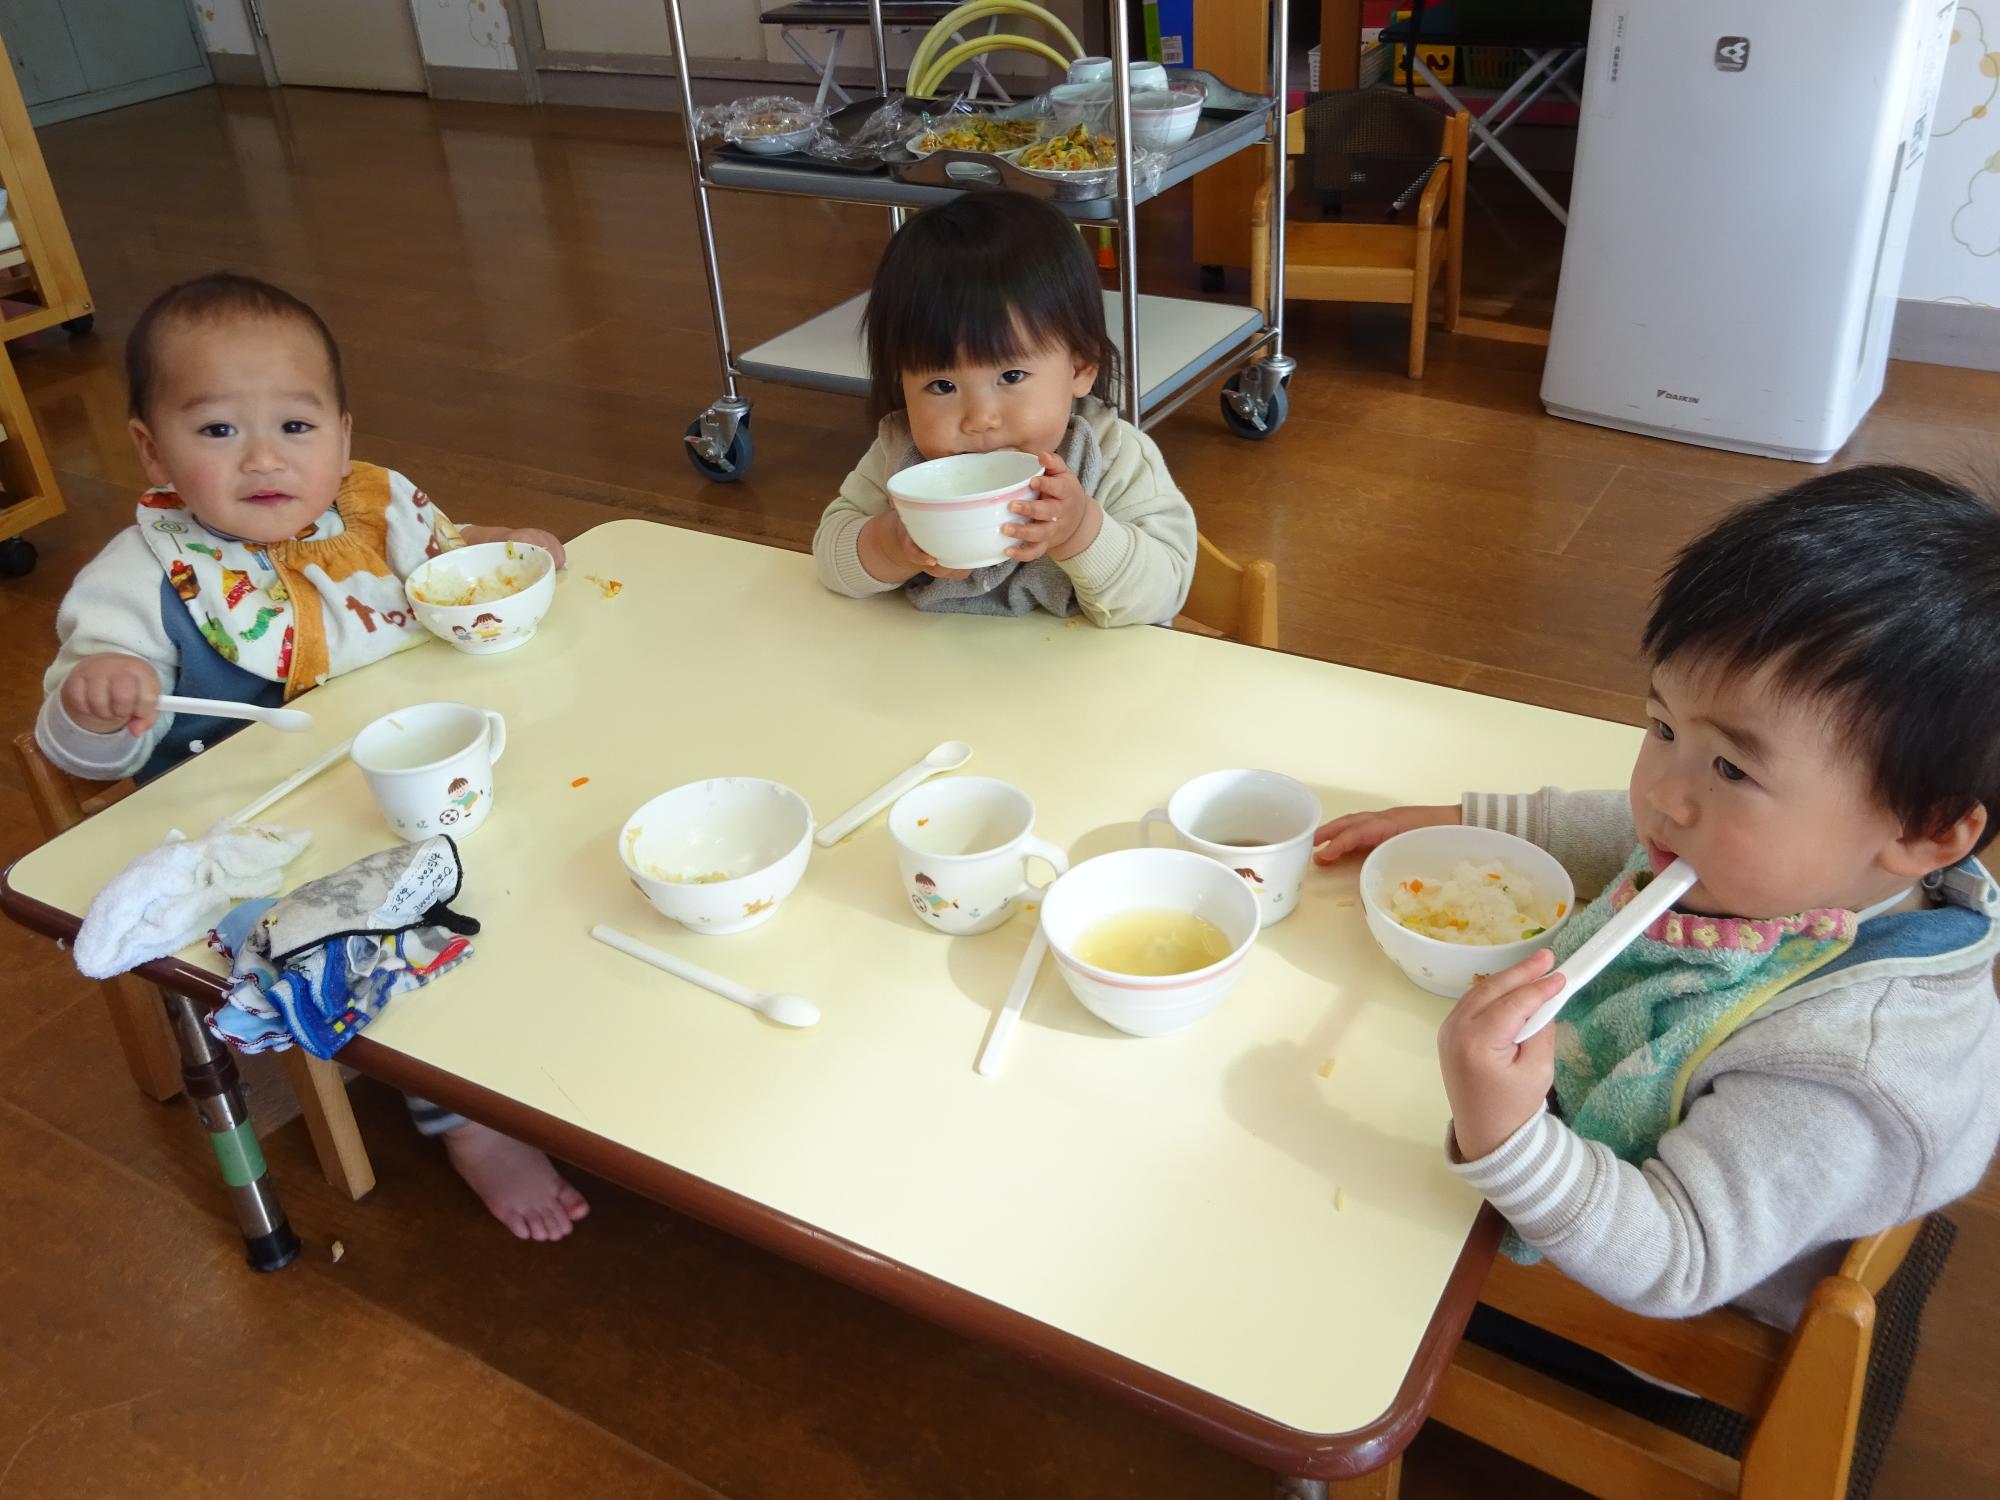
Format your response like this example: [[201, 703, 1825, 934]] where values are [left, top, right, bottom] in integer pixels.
[[1715, 36, 1750, 71], [1656, 388, 1701, 404]]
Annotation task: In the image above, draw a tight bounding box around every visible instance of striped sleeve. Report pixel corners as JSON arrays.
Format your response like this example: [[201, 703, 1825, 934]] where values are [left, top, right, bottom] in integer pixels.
[[1462, 786, 1637, 902]]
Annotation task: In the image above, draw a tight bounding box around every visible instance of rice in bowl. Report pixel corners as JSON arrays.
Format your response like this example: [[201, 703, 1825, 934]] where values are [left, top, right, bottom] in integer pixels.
[[1387, 860, 1566, 946]]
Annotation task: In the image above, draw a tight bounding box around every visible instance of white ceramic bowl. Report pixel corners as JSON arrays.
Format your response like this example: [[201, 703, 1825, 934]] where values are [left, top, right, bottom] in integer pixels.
[[1128, 61, 1169, 92], [735, 123, 815, 155], [1359, 825, 1575, 999], [405, 540, 557, 656], [1131, 87, 1203, 148], [888, 450, 1042, 570], [619, 778, 815, 936], [1041, 848, 1261, 1037], [1066, 55, 1112, 83]]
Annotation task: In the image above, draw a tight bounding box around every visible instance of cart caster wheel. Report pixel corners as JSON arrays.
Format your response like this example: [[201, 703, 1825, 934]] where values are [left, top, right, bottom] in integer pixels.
[[684, 415, 754, 483], [0, 536, 36, 576], [61, 312, 95, 337], [1220, 375, 1288, 440], [1199, 263, 1224, 294]]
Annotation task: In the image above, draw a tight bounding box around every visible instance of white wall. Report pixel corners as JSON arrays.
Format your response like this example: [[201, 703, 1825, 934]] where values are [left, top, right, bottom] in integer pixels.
[[1901, 0, 2000, 306], [411, 0, 519, 70], [192, 0, 257, 54]]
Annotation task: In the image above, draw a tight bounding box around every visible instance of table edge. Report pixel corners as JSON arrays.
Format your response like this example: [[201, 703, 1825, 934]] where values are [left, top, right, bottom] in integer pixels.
[[0, 863, 1502, 1480]]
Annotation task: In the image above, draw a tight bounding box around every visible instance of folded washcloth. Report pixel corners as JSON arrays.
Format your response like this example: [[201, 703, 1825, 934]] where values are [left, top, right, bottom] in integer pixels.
[[73, 822, 312, 979]]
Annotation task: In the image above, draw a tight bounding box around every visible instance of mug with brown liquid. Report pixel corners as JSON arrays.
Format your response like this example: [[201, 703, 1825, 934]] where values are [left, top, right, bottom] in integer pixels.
[[1138, 769, 1321, 927]]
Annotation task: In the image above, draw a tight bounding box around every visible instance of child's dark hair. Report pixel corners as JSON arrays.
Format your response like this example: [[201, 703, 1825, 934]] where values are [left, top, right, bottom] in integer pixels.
[[1644, 465, 2000, 848], [864, 192, 1119, 418], [126, 272, 346, 420]]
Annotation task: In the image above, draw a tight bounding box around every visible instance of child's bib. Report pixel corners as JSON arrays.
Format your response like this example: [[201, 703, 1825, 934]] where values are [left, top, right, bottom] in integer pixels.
[[1499, 848, 1858, 1264], [135, 464, 459, 699]]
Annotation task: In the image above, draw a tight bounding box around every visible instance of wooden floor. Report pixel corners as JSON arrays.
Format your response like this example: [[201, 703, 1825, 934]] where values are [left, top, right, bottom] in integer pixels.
[[2, 85, 1997, 1498]]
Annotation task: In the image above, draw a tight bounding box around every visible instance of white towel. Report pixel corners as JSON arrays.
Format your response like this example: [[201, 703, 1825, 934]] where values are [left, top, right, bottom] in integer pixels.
[[73, 822, 313, 979]]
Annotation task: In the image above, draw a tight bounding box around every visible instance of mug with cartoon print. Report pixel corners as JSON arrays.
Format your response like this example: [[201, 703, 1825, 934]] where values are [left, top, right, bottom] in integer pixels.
[[352, 701, 506, 841], [889, 776, 1068, 936]]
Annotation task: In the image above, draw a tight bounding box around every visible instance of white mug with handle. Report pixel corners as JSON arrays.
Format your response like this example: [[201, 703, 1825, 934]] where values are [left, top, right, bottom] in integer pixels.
[[1140, 768, 1322, 927], [889, 776, 1068, 936], [351, 701, 506, 842]]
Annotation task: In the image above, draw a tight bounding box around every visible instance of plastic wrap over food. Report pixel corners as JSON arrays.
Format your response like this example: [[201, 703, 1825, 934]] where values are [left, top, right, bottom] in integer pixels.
[[691, 95, 828, 149]]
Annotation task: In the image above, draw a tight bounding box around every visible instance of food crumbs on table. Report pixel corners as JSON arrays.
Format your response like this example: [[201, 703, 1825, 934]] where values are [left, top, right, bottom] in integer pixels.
[[584, 574, 623, 599], [330, 1240, 345, 1263], [1334, 896, 1355, 908], [917, 817, 929, 827], [570, 776, 590, 788], [1317, 1058, 1336, 1079], [1333, 1188, 1348, 1212], [1063, 617, 1084, 629]]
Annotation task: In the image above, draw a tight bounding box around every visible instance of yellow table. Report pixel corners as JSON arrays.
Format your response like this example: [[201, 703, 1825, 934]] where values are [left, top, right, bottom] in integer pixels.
[[2, 521, 1640, 1487]]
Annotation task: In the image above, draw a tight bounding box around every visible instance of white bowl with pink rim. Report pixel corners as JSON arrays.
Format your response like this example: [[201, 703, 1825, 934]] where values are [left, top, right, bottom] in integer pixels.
[[888, 450, 1043, 570], [1040, 847, 1262, 1037], [1358, 824, 1575, 999]]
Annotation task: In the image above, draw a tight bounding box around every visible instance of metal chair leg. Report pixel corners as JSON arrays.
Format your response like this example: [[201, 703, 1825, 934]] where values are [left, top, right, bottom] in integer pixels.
[[160, 990, 301, 1272]]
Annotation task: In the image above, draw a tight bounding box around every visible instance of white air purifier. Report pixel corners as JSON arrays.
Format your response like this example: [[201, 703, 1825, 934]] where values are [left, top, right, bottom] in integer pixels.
[[1541, 1, 1959, 462]]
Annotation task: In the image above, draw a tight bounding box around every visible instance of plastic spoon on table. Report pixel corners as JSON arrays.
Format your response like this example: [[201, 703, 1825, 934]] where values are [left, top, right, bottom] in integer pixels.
[[158, 693, 313, 733], [1513, 857, 1699, 1044], [814, 739, 973, 847], [590, 923, 821, 1029]]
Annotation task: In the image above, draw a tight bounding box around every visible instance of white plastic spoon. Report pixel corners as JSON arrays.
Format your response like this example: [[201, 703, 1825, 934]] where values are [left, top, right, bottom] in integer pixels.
[[1513, 857, 1699, 1044], [590, 923, 820, 1028], [815, 739, 973, 847], [977, 927, 1048, 1078], [159, 693, 314, 733]]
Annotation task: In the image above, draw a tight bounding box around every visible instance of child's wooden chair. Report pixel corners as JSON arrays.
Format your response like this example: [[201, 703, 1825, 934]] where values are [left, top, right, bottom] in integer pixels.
[[12, 731, 376, 1200], [1180, 533, 1278, 649], [1431, 1218, 1924, 1499], [1250, 94, 1469, 379]]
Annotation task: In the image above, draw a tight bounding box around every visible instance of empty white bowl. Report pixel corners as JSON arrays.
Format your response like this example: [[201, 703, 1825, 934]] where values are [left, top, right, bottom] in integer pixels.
[[1041, 848, 1261, 1037], [405, 540, 557, 656], [1131, 87, 1203, 148], [620, 778, 815, 936], [888, 450, 1042, 570], [1128, 61, 1169, 93], [1359, 825, 1575, 999]]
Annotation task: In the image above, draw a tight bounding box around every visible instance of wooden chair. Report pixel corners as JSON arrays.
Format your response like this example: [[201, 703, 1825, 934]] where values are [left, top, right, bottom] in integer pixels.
[[1431, 1219, 1924, 1499], [1251, 96, 1468, 378], [12, 731, 375, 1200], [1179, 533, 1278, 649]]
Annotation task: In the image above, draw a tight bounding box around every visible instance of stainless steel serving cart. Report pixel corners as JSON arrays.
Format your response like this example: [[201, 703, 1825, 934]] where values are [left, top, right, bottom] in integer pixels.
[[666, 0, 1292, 482]]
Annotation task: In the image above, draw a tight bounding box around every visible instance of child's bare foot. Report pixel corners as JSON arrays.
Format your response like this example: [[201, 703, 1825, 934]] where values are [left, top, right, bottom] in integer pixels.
[[442, 1121, 590, 1241]]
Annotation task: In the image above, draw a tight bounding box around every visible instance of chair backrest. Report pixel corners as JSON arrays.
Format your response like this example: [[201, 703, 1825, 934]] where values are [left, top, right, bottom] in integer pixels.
[[1299, 89, 1451, 217], [11, 730, 131, 839], [1181, 534, 1278, 650]]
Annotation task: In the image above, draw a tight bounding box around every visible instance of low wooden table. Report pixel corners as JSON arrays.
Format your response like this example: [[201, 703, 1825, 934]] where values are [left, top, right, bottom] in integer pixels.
[[3, 521, 1639, 1491]]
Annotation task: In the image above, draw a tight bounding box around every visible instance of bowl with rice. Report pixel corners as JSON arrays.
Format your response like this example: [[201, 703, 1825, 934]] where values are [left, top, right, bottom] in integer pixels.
[[1359, 825, 1574, 998], [405, 539, 557, 655]]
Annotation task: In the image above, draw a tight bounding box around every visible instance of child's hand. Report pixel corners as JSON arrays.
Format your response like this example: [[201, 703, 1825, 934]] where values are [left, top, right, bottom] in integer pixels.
[[61, 654, 161, 737], [1007, 451, 1103, 563], [859, 509, 973, 583], [1313, 804, 1461, 865], [1438, 949, 1564, 1162]]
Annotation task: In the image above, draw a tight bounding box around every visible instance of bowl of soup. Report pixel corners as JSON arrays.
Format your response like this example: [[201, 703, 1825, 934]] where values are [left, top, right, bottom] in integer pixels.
[[1039, 847, 1260, 1036]]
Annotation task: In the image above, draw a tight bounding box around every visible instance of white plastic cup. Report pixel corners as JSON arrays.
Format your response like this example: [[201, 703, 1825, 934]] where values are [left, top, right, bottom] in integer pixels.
[[890, 776, 1067, 936], [1140, 769, 1321, 926], [352, 702, 506, 842]]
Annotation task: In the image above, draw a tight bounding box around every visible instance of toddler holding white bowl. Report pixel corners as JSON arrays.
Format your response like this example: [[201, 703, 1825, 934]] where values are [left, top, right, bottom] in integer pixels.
[[811, 192, 1196, 628]]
